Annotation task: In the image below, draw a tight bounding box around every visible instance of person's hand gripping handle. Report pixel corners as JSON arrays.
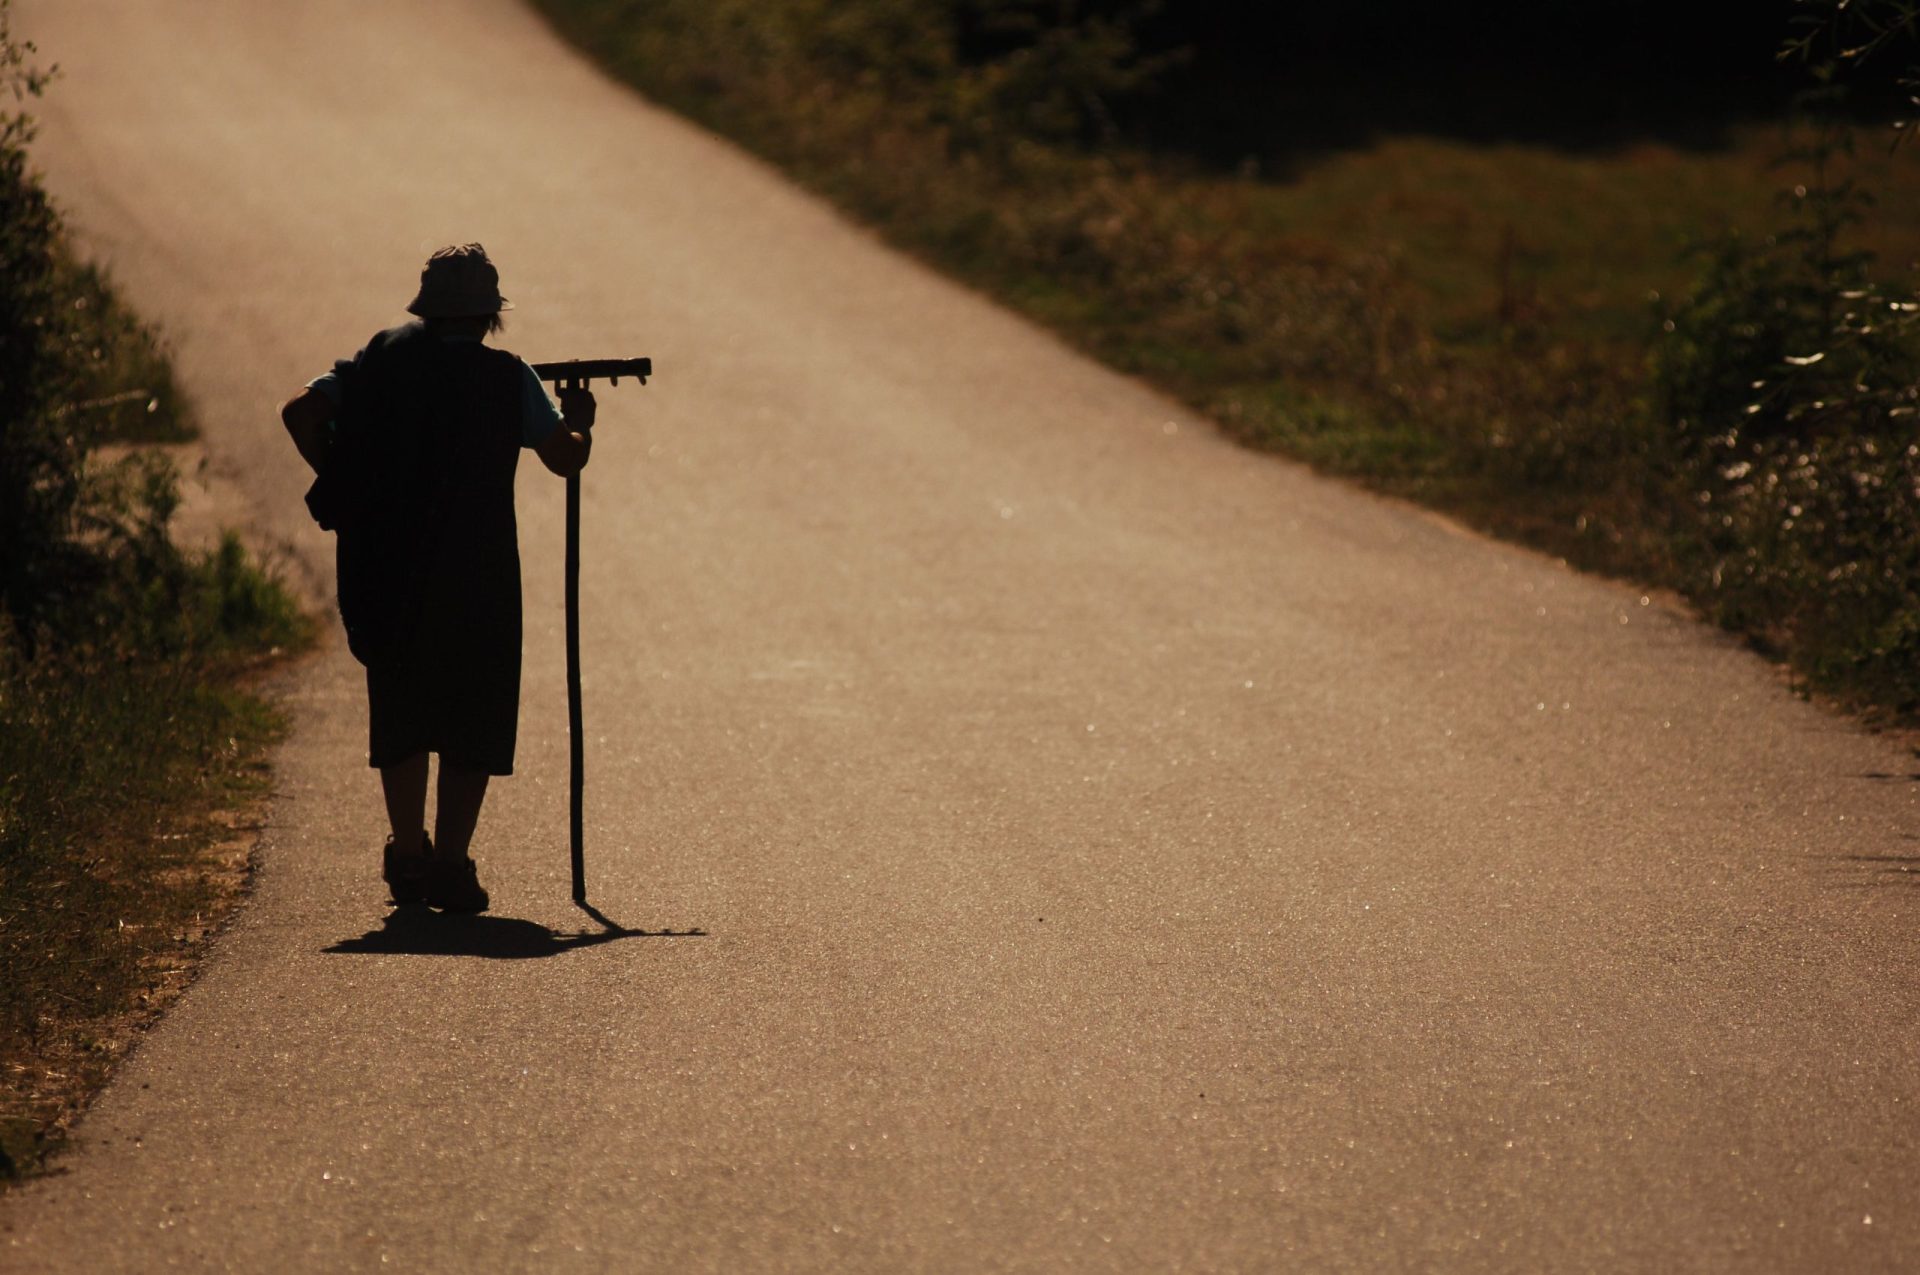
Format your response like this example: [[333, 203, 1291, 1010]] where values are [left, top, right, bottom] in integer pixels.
[[559, 382, 596, 470], [560, 380, 595, 431]]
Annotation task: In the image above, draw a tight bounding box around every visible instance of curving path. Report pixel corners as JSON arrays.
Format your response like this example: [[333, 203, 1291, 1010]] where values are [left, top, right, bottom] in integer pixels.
[[5, 2, 1920, 1269]]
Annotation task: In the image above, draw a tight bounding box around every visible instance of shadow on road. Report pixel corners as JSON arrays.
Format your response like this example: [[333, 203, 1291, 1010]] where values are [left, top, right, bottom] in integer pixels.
[[1824, 853, 1920, 889], [324, 904, 705, 959]]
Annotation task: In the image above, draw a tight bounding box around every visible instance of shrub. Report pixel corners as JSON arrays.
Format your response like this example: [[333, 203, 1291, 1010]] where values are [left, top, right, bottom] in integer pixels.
[[0, 1, 219, 659], [1655, 17, 1920, 709]]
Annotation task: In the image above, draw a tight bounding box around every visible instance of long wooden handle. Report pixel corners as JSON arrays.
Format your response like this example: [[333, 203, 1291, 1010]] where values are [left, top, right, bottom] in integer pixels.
[[566, 470, 585, 903]]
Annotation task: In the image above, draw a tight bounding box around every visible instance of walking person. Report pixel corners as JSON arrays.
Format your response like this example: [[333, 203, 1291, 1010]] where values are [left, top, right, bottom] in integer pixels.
[[281, 244, 595, 912]]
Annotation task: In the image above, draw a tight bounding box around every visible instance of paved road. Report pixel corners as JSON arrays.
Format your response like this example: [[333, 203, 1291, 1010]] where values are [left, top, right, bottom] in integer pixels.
[[7, 2, 1920, 1270]]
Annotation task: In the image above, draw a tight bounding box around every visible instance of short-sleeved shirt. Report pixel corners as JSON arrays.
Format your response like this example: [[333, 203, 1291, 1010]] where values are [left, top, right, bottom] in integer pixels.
[[309, 332, 562, 448]]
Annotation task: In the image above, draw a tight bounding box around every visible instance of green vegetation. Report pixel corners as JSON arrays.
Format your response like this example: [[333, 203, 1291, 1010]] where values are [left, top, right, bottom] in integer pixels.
[[1645, 0, 1920, 709], [0, 2, 310, 1179], [533, 0, 1920, 714]]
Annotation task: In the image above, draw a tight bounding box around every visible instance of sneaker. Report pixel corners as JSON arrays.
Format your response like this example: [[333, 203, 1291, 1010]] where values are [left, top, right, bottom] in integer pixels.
[[383, 833, 430, 906], [423, 853, 490, 913]]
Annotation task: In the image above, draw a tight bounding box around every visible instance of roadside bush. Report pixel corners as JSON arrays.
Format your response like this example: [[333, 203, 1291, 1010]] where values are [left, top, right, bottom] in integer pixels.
[[0, 2, 255, 661], [0, 0, 308, 1176], [1653, 8, 1920, 711], [1657, 221, 1920, 706], [0, 10, 68, 650]]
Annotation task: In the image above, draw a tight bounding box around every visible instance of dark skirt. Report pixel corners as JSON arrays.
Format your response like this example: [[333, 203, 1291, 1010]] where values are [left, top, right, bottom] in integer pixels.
[[365, 516, 523, 776], [366, 649, 520, 774]]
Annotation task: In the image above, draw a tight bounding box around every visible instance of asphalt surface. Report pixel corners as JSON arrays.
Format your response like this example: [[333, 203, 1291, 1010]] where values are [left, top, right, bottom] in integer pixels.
[[6, 2, 1920, 1270]]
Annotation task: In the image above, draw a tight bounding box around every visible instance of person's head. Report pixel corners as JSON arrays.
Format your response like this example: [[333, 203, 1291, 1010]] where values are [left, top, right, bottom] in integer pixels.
[[407, 243, 512, 336]]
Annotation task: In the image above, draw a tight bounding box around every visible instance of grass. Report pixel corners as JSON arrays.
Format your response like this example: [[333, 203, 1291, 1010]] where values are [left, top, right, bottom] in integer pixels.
[[531, 0, 1920, 715], [0, 644, 293, 1178], [1236, 133, 1920, 336]]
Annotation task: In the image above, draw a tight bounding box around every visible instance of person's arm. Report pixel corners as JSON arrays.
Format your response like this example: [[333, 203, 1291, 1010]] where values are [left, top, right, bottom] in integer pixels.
[[535, 386, 595, 478], [280, 386, 336, 474]]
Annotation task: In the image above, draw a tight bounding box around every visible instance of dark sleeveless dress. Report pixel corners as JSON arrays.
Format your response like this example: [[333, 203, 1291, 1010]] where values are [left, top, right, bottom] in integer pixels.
[[318, 322, 528, 775]]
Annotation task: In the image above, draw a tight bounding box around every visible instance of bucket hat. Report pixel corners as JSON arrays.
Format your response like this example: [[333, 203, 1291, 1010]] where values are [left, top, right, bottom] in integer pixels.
[[406, 243, 513, 317]]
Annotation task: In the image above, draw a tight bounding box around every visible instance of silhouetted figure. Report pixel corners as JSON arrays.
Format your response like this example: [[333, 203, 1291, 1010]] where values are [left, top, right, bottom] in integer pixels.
[[282, 244, 594, 912]]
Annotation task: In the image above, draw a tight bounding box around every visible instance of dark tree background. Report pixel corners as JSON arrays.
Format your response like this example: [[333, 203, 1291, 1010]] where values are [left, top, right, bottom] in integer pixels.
[[973, 1, 1846, 164]]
